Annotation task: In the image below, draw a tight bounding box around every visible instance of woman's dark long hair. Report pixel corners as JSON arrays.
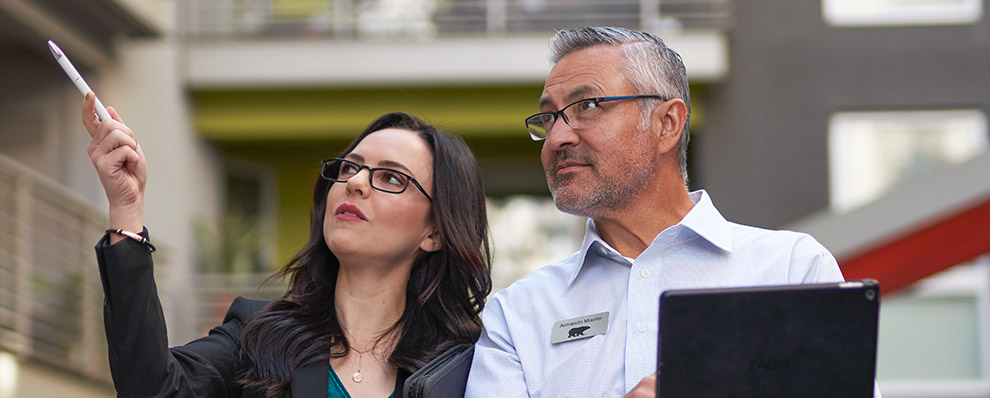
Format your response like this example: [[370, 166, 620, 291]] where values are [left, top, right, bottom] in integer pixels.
[[238, 112, 492, 397]]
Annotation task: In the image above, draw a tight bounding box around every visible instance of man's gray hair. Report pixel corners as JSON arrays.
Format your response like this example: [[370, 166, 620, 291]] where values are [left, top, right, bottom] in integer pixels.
[[549, 27, 691, 184]]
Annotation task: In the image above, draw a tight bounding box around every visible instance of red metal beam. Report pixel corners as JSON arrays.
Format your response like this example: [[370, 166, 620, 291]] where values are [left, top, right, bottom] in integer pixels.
[[838, 199, 990, 295]]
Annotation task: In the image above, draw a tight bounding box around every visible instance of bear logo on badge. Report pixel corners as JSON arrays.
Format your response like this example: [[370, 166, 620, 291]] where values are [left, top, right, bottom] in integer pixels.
[[568, 326, 591, 338]]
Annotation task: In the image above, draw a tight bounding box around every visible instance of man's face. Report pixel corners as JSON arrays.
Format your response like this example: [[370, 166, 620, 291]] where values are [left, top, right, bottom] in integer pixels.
[[540, 45, 660, 217]]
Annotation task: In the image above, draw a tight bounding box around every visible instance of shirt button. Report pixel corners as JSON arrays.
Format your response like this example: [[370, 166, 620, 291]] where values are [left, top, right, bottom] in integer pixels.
[[600, 247, 608, 255], [637, 324, 647, 333], [640, 269, 650, 278]]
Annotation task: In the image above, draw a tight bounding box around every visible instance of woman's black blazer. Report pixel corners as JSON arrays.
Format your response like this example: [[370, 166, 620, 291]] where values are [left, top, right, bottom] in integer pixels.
[[95, 232, 408, 397]]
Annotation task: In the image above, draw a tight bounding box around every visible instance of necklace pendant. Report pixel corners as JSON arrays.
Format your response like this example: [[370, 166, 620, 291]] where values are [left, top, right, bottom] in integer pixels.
[[352, 371, 363, 383]]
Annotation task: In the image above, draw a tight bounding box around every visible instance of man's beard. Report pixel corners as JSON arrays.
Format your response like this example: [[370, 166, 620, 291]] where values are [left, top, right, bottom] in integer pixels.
[[546, 148, 657, 218]]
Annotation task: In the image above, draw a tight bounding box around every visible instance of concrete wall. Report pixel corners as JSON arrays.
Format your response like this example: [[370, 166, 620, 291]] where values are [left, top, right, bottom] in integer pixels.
[[697, 0, 990, 228], [0, 0, 222, 347], [99, 17, 224, 345], [0, 353, 113, 398]]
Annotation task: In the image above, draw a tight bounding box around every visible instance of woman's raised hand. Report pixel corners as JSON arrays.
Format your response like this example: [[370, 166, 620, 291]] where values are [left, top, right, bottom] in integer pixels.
[[83, 92, 146, 235]]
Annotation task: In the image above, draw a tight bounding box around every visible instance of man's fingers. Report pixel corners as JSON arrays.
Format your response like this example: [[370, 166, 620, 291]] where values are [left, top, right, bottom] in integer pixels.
[[623, 373, 657, 398]]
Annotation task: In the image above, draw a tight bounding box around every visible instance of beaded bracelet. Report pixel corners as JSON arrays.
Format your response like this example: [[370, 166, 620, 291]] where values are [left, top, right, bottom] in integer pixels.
[[106, 228, 157, 252]]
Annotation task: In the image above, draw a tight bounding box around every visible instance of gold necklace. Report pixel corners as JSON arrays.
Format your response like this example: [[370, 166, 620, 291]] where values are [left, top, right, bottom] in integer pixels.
[[342, 328, 377, 383], [350, 345, 370, 383]]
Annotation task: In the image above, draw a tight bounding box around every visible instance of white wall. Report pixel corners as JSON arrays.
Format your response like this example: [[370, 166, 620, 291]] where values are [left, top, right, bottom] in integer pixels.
[[95, 3, 224, 344], [0, 352, 113, 398]]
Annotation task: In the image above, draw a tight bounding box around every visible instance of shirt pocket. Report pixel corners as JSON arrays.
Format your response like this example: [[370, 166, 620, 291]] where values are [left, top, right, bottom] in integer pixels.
[[531, 334, 611, 398]]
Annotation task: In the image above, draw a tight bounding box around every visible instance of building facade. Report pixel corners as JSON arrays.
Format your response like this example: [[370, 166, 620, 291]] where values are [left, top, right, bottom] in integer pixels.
[[0, 0, 987, 396]]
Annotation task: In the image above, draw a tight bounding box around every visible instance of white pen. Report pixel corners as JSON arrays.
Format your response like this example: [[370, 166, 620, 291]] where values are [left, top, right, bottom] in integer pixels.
[[48, 40, 111, 121]]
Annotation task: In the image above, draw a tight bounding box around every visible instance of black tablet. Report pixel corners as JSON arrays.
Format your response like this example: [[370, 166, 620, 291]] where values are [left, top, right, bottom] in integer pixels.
[[658, 280, 880, 398]]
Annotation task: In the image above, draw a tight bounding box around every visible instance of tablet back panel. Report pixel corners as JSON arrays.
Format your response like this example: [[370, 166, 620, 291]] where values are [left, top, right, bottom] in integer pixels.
[[658, 280, 880, 398]]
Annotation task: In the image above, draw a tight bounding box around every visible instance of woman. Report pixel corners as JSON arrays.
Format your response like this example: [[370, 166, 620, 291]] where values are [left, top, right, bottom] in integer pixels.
[[84, 93, 492, 397]]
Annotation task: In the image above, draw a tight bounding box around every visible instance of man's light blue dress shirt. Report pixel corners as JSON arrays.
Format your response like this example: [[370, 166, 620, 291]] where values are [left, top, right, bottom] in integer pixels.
[[466, 190, 877, 397]]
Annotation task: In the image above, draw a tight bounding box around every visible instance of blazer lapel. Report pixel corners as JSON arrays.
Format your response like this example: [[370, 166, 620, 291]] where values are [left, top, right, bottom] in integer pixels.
[[291, 360, 329, 398]]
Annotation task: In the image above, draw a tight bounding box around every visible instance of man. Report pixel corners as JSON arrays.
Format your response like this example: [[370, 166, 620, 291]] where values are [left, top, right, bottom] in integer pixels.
[[466, 27, 874, 397]]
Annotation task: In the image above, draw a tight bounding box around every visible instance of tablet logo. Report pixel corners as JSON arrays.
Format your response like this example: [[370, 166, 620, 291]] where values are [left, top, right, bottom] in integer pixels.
[[568, 326, 591, 337], [748, 358, 790, 371]]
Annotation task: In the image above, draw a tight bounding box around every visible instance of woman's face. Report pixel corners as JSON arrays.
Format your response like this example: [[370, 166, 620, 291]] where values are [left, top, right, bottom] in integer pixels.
[[323, 128, 437, 267]]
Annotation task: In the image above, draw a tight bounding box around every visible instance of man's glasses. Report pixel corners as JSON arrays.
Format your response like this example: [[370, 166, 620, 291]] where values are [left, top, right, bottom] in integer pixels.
[[524, 95, 668, 141], [321, 158, 432, 201]]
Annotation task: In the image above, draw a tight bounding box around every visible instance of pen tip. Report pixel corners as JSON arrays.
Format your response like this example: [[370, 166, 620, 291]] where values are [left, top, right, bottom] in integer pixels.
[[47, 40, 62, 59]]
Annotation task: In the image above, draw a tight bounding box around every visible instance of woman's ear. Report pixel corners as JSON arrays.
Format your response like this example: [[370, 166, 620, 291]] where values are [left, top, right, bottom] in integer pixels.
[[419, 227, 442, 253]]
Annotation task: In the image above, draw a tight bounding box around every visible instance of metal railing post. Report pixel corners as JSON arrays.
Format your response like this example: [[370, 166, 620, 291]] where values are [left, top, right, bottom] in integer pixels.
[[640, 0, 661, 31], [487, 0, 507, 35], [334, 0, 353, 38], [79, 214, 101, 380], [13, 175, 33, 358]]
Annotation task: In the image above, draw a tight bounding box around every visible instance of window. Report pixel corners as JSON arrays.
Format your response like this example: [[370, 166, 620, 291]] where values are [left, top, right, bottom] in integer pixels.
[[823, 0, 982, 27], [828, 109, 987, 212], [876, 257, 990, 396], [194, 160, 276, 274]]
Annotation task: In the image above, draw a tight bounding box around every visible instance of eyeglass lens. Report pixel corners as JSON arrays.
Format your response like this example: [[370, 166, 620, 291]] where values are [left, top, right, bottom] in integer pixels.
[[527, 99, 601, 138], [326, 159, 410, 193]]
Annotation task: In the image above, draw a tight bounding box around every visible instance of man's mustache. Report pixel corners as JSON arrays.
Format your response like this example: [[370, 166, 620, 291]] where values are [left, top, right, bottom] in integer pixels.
[[548, 149, 593, 175]]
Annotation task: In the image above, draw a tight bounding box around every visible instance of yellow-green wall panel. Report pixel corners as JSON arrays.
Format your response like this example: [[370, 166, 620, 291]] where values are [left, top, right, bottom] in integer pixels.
[[194, 86, 544, 141]]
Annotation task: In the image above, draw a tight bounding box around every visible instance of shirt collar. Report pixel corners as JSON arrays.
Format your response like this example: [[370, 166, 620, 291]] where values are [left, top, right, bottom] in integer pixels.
[[567, 219, 611, 286], [566, 189, 734, 286], [679, 189, 734, 254]]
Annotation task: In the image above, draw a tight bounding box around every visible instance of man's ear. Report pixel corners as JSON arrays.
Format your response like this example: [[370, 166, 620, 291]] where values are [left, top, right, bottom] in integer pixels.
[[652, 99, 687, 154], [419, 227, 442, 253]]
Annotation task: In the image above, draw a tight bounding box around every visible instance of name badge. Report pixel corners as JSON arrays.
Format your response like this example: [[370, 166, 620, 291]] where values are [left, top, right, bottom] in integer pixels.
[[551, 312, 608, 344]]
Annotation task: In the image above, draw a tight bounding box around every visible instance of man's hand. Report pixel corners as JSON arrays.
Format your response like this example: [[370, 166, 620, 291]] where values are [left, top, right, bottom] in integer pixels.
[[625, 372, 657, 398]]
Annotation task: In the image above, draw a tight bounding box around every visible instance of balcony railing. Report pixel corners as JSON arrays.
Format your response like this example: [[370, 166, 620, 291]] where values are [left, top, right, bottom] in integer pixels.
[[0, 153, 291, 385], [182, 0, 732, 39], [191, 273, 286, 337], [0, 154, 296, 383], [0, 154, 111, 383]]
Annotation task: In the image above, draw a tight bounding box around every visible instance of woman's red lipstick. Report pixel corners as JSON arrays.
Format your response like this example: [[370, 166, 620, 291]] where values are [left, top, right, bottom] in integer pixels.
[[334, 203, 366, 221]]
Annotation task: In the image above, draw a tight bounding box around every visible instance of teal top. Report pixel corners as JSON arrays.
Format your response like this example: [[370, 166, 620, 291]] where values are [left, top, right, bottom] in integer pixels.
[[328, 365, 395, 398]]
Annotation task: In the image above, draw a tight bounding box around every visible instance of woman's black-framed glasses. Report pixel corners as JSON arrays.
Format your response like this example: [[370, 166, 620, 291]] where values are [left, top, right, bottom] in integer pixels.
[[524, 95, 669, 141], [321, 158, 432, 201]]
